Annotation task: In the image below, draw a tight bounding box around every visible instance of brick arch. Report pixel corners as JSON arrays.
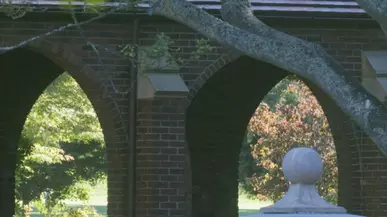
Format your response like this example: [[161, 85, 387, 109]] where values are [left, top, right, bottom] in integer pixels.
[[185, 55, 358, 217], [0, 41, 127, 216], [28, 41, 126, 146], [187, 52, 241, 104]]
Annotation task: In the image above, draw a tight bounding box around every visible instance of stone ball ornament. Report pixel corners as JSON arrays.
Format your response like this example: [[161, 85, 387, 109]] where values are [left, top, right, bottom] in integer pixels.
[[255, 147, 363, 217], [282, 147, 323, 185]]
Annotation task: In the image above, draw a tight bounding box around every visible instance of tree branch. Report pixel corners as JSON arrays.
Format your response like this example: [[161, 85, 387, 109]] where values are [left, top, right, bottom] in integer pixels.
[[152, 0, 387, 155], [355, 0, 387, 37], [219, 0, 387, 153], [69, 5, 130, 95]]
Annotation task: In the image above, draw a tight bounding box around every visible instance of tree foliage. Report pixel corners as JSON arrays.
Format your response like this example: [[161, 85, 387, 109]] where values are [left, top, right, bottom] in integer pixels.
[[57, 206, 104, 217], [119, 31, 214, 72], [15, 72, 106, 216], [239, 78, 338, 204], [22, 72, 104, 145]]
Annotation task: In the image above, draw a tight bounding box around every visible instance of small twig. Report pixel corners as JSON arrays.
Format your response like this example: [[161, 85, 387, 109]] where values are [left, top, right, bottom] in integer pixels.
[[68, 3, 130, 135], [69, 2, 135, 95], [0, 4, 125, 53]]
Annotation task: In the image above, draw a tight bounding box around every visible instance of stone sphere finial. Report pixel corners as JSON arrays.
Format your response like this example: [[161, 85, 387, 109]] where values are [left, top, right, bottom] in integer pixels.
[[282, 147, 323, 184], [260, 147, 347, 214]]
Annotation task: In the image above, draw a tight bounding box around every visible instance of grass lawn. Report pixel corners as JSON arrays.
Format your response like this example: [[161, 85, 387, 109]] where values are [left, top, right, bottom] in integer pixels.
[[238, 194, 272, 216], [29, 205, 107, 217], [28, 184, 270, 217]]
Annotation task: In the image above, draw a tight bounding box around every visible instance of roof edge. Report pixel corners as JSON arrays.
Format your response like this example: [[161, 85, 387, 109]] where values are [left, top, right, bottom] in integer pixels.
[[4, 0, 365, 14]]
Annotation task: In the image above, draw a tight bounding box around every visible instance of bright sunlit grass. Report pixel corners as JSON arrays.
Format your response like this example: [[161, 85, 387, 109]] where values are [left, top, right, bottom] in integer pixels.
[[30, 183, 272, 217], [238, 193, 272, 216]]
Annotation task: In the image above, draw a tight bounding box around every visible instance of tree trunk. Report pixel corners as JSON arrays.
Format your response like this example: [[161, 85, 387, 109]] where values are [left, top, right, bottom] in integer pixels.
[[151, 0, 387, 155]]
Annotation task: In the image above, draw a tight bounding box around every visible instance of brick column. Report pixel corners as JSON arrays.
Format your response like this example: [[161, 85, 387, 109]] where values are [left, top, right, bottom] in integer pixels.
[[340, 114, 387, 217], [136, 97, 187, 217]]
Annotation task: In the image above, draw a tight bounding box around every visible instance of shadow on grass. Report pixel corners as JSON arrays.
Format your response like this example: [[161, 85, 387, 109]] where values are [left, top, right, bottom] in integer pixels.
[[29, 205, 107, 217], [30, 207, 258, 217], [29, 205, 259, 217]]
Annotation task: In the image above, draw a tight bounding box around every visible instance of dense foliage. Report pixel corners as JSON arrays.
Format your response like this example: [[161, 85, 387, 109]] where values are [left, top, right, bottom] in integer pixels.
[[15, 72, 106, 216], [239, 77, 338, 204]]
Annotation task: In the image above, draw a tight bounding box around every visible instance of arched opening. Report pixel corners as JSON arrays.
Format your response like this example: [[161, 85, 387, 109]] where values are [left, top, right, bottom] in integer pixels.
[[0, 47, 121, 217], [237, 77, 338, 216], [15, 72, 107, 216], [185, 56, 354, 217]]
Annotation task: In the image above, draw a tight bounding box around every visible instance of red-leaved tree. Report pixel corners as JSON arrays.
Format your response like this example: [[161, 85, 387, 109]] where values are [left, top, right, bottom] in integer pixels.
[[246, 78, 338, 204]]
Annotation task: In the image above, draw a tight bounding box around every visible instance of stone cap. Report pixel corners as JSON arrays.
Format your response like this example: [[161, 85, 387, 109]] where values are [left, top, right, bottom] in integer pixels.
[[361, 50, 387, 102], [137, 72, 189, 99]]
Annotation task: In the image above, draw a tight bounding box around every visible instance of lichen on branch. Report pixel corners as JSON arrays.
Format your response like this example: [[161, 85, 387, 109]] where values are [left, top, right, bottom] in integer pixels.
[[150, 0, 387, 155], [355, 0, 387, 38]]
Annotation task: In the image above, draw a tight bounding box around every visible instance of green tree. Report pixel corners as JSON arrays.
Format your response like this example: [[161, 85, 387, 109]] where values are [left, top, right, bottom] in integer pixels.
[[15, 72, 106, 216], [22, 72, 104, 145], [238, 131, 264, 198]]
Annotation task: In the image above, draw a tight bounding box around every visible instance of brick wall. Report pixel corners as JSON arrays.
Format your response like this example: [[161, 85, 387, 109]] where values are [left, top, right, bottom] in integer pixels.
[[0, 13, 386, 217]]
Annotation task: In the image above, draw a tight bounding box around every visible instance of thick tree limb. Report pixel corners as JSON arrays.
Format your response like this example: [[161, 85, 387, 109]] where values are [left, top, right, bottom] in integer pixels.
[[220, 0, 387, 153], [355, 0, 387, 37], [151, 0, 387, 155]]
